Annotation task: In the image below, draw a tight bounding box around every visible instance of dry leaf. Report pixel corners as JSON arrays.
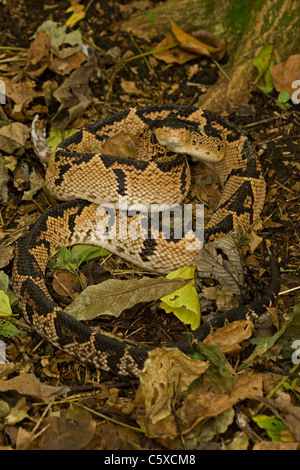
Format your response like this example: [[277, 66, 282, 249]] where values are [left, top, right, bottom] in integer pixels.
[[153, 32, 198, 64], [3, 79, 40, 120], [153, 21, 227, 64], [137, 348, 209, 438], [177, 373, 263, 433], [0, 122, 30, 153], [26, 30, 51, 77], [120, 79, 147, 96], [0, 245, 14, 269], [50, 51, 87, 75], [170, 21, 225, 59], [51, 53, 96, 129], [65, 276, 189, 321], [102, 133, 138, 159], [37, 405, 96, 450], [253, 442, 299, 450], [248, 231, 263, 252], [0, 373, 70, 403], [0, 156, 9, 203], [52, 270, 87, 297], [202, 284, 239, 311], [203, 320, 255, 354], [270, 54, 300, 95], [21, 168, 43, 200]]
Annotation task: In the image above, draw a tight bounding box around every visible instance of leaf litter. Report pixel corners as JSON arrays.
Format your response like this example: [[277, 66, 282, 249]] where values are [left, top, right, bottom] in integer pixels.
[[0, 0, 299, 451]]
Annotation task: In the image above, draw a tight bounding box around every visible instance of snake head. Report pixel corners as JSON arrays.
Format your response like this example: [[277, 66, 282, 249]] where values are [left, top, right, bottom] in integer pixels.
[[155, 125, 188, 152], [154, 119, 226, 163]]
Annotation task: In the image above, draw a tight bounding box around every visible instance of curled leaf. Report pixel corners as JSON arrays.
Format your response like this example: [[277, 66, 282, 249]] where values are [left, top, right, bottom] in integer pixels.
[[153, 21, 227, 64]]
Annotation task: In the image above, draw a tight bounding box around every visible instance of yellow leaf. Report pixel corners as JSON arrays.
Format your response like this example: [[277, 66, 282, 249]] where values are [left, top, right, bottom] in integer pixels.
[[160, 266, 201, 330], [65, 4, 85, 27], [170, 20, 219, 55]]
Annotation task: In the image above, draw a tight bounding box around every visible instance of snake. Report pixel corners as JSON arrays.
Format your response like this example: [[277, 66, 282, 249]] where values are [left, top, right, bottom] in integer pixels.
[[12, 104, 280, 377]]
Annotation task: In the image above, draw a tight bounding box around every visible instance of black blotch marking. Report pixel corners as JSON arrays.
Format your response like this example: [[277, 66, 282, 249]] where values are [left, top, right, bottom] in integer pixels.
[[219, 180, 255, 223], [139, 239, 158, 262], [113, 168, 127, 196], [59, 129, 83, 149]]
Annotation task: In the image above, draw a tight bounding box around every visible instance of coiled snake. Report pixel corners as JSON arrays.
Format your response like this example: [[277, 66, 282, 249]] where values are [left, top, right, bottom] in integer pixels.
[[13, 105, 280, 376]]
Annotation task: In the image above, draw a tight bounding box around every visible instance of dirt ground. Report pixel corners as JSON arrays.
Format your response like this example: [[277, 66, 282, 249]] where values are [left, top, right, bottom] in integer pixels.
[[0, 0, 299, 451]]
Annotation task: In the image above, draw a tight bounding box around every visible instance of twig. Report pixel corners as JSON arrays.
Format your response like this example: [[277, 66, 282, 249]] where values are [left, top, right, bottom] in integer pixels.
[[211, 58, 230, 80], [0, 46, 26, 51], [124, 42, 179, 64], [76, 402, 147, 434], [279, 285, 300, 296], [130, 36, 151, 71]]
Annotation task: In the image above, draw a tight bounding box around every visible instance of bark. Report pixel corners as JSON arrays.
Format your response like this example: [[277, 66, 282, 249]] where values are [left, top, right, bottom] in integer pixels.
[[120, 0, 300, 111]]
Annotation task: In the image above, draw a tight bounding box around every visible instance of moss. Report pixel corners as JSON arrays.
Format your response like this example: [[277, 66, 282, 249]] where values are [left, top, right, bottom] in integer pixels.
[[225, 0, 253, 35]]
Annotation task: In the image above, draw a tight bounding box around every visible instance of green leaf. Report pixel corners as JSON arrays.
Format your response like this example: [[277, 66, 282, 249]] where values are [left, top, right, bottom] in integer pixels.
[[70, 245, 111, 267], [0, 271, 18, 308], [0, 318, 22, 337], [253, 44, 280, 93], [276, 90, 291, 110], [252, 415, 286, 442], [48, 246, 77, 273], [278, 90, 290, 103], [48, 244, 111, 273], [160, 266, 200, 330], [46, 127, 78, 152], [0, 290, 12, 316], [147, 10, 155, 22]]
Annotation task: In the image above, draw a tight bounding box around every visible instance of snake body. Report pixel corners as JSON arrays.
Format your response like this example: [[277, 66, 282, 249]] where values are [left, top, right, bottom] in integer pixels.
[[13, 105, 280, 376]]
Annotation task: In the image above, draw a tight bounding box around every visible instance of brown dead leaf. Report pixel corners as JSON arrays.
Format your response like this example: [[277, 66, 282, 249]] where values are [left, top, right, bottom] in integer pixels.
[[178, 373, 263, 434], [203, 320, 255, 354], [102, 133, 138, 159], [52, 270, 87, 298], [137, 354, 263, 441], [153, 32, 198, 65], [0, 373, 70, 403], [270, 54, 300, 96], [50, 51, 87, 75], [153, 21, 227, 64], [26, 30, 51, 78], [0, 156, 9, 203], [253, 441, 299, 450], [37, 405, 96, 450], [96, 422, 150, 450], [51, 52, 96, 129], [3, 79, 40, 121], [248, 231, 263, 253], [265, 306, 280, 330], [120, 78, 147, 97], [171, 21, 226, 60], [0, 245, 14, 269], [136, 348, 209, 439], [202, 284, 239, 311], [0, 122, 30, 153], [65, 276, 189, 321]]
